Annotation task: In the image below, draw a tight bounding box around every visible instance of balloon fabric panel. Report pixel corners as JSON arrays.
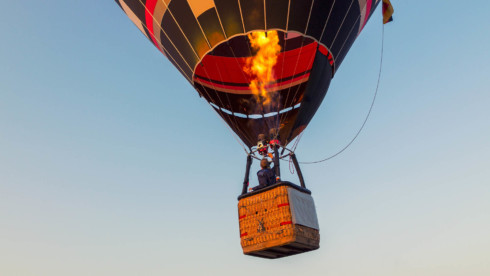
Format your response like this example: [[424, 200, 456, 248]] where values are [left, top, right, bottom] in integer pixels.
[[239, 0, 266, 33], [196, 8, 226, 48], [288, 0, 314, 33], [213, 0, 245, 38], [265, 0, 288, 30]]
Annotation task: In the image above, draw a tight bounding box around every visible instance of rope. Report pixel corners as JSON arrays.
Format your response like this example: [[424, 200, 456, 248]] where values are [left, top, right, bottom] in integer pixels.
[[289, 155, 295, 174], [292, 131, 304, 152], [301, 24, 385, 165]]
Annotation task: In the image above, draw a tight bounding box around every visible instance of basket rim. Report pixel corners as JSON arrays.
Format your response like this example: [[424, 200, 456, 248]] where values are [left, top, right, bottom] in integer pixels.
[[237, 181, 311, 200]]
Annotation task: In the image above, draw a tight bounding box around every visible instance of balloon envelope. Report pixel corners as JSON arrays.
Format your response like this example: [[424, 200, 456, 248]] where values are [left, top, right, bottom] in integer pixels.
[[116, 0, 380, 148]]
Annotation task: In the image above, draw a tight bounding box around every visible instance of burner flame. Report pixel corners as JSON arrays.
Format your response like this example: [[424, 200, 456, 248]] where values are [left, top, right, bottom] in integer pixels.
[[244, 31, 282, 109]]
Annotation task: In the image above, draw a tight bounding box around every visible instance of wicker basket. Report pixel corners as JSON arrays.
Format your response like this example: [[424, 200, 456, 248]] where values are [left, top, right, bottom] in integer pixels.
[[237, 182, 320, 259]]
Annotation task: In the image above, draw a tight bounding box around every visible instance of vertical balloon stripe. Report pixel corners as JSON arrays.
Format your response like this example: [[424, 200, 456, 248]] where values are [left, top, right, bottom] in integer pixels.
[[367, 0, 381, 23], [118, 0, 150, 40], [360, 0, 372, 32], [120, 0, 153, 40], [144, 0, 160, 50], [121, 0, 147, 22], [153, 1, 168, 53], [357, 0, 367, 34]]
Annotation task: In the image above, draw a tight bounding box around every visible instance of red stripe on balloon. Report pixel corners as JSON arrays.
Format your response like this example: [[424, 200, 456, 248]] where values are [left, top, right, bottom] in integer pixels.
[[318, 45, 335, 66], [194, 72, 310, 93], [195, 42, 317, 85], [145, 0, 159, 49], [361, 0, 373, 32]]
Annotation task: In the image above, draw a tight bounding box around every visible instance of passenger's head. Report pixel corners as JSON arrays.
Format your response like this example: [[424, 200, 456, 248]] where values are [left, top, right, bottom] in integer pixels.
[[260, 159, 269, 169]]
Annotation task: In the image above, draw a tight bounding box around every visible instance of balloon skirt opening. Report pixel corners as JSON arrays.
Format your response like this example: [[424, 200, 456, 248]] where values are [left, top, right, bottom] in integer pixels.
[[237, 182, 320, 259]]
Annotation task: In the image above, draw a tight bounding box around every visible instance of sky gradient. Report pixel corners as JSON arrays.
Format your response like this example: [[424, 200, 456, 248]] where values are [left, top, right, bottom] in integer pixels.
[[1, 1, 490, 275]]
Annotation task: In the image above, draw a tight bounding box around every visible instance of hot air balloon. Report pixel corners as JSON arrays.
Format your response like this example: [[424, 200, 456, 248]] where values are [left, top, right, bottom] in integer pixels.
[[115, 0, 388, 259]]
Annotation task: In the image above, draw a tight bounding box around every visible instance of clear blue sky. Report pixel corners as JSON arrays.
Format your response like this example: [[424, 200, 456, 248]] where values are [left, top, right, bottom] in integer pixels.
[[1, 1, 489, 275]]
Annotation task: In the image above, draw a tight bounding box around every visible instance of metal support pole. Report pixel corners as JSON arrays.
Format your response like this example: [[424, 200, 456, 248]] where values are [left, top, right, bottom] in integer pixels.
[[274, 145, 280, 181], [241, 154, 253, 195], [290, 153, 306, 188]]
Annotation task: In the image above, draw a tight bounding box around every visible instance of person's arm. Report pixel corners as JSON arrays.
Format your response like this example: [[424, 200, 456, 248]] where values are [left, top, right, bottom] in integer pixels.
[[252, 183, 265, 191], [266, 169, 276, 185]]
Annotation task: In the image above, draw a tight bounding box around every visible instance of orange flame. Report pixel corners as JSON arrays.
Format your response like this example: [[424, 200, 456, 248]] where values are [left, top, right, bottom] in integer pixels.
[[245, 31, 282, 108]]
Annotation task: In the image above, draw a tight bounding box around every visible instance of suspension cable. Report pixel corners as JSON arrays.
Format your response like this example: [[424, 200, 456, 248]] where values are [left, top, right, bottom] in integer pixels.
[[301, 24, 385, 165]]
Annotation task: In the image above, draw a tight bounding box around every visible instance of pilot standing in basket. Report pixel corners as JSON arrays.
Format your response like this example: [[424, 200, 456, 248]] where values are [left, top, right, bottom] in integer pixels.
[[250, 159, 276, 192]]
